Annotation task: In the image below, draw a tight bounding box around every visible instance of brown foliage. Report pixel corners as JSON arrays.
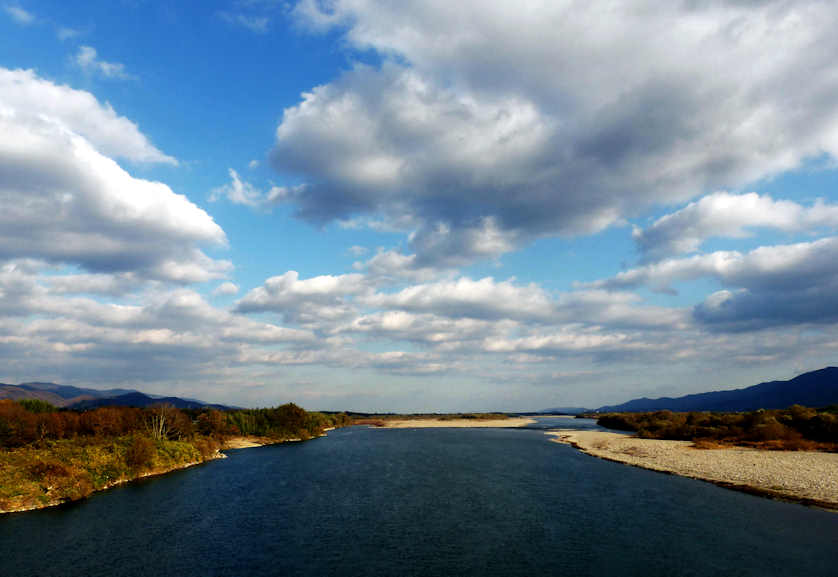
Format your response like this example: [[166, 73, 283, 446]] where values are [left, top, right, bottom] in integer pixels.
[[125, 436, 155, 472], [193, 437, 221, 460], [28, 460, 71, 480], [598, 407, 838, 450], [197, 409, 229, 437]]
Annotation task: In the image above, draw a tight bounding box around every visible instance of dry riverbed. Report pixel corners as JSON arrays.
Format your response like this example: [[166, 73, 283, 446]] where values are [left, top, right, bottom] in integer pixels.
[[548, 429, 838, 510]]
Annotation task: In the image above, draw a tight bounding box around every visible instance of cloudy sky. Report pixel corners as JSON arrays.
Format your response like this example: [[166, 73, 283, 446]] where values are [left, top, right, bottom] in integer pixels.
[[2, 0, 838, 411]]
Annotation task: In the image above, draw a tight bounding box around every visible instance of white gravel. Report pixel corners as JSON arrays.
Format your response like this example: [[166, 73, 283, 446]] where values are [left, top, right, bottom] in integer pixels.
[[548, 429, 838, 509]]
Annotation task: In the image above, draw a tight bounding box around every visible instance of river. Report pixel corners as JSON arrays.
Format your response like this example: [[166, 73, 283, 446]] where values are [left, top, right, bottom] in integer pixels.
[[0, 418, 835, 576]]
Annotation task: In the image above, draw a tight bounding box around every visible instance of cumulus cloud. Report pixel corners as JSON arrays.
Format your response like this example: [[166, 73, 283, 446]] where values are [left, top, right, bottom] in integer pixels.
[[45, 271, 140, 296], [332, 310, 508, 347], [236, 271, 368, 323], [552, 290, 688, 330], [350, 218, 518, 282], [481, 330, 633, 355], [0, 70, 228, 282], [272, 0, 838, 267], [73, 46, 133, 80], [589, 237, 838, 330], [634, 192, 838, 261], [0, 269, 320, 395], [362, 277, 554, 321], [591, 238, 838, 292], [212, 281, 240, 296], [0, 68, 175, 164], [355, 249, 448, 284]]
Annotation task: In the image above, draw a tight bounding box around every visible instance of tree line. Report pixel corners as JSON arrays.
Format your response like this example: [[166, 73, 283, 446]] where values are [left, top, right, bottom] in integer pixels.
[[595, 405, 838, 450], [0, 399, 351, 449]]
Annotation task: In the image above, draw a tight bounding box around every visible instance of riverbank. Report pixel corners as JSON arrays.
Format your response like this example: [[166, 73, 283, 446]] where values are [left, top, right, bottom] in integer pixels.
[[548, 429, 838, 510], [377, 417, 536, 428], [0, 435, 295, 515]]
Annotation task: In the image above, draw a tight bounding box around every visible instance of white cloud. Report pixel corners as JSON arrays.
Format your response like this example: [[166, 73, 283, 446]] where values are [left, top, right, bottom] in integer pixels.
[[3, 3, 33, 24], [332, 310, 510, 348], [590, 237, 838, 292], [4, 253, 835, 407], [589, 236, 838, 330], [45, 271, 140, 296], [552, 290, 688, 330], [210, 168, 300, 208], [481, 330, 632, 355], [0, 67, 175, 164], [213, 281, 240, 296], [274, 0, 838, 267], [362, 276, 554, 321], [0, 73, 228, 283], [634, 192, 838, 260], [356, 249, 447, 284], [74, 46, 133, 80], [236, 271, 369, 323]]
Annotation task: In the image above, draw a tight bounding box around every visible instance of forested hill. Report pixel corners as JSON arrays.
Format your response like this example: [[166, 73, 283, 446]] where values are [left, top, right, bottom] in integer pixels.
[[597, 367, 838, 413]]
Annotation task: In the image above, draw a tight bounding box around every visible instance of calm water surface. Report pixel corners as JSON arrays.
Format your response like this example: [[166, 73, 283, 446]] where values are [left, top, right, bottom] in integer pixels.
[[1, 418, 836, 577]]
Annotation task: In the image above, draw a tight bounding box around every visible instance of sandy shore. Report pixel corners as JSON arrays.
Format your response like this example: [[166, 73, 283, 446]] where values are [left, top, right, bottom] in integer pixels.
[[379, 417, 536, 428], [223, 436, 284, 449], [548, 429, 838, 510]]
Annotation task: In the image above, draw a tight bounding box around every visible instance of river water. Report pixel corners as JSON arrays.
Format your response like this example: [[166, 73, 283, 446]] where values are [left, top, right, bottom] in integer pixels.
[[1, 418, 836, 576]]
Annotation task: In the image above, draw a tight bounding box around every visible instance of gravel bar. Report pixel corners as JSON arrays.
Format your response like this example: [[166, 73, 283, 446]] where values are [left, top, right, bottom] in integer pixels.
[[548, 429, 838, 510]]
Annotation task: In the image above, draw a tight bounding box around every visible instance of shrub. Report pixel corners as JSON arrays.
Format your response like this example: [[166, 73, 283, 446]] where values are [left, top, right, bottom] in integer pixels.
[[18, 399, 56, 414], [193, 437, 221, 461], [125, 436, 155, 472]]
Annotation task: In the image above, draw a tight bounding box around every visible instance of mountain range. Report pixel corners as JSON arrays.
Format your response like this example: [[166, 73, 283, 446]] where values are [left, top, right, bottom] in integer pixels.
[[594, 367, 838, 413], [0, 382, 230, 410], [5, 367, 838, 413]]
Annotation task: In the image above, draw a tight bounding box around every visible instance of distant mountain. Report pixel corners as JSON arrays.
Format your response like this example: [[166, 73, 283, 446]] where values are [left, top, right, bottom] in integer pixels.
[[69, 391, 230, 410], [0, 382, 230, 410], [0, 382, 140, 407], [0, 384, 69, 406], [18, 382, 139, 399], [597, 367, 838, 413]]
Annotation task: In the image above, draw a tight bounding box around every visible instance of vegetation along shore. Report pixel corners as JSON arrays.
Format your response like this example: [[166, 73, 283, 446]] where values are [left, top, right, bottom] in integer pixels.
[[0, 399, 350, 514]]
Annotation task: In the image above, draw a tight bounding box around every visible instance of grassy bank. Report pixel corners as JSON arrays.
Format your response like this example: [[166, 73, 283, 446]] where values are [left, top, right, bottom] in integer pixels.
[[0, 400, 351, 514], [0, 435, 220, 513]]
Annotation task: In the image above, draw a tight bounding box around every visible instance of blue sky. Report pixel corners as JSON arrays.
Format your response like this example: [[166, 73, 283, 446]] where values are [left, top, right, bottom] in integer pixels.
[[2, 1, 838, 411]]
